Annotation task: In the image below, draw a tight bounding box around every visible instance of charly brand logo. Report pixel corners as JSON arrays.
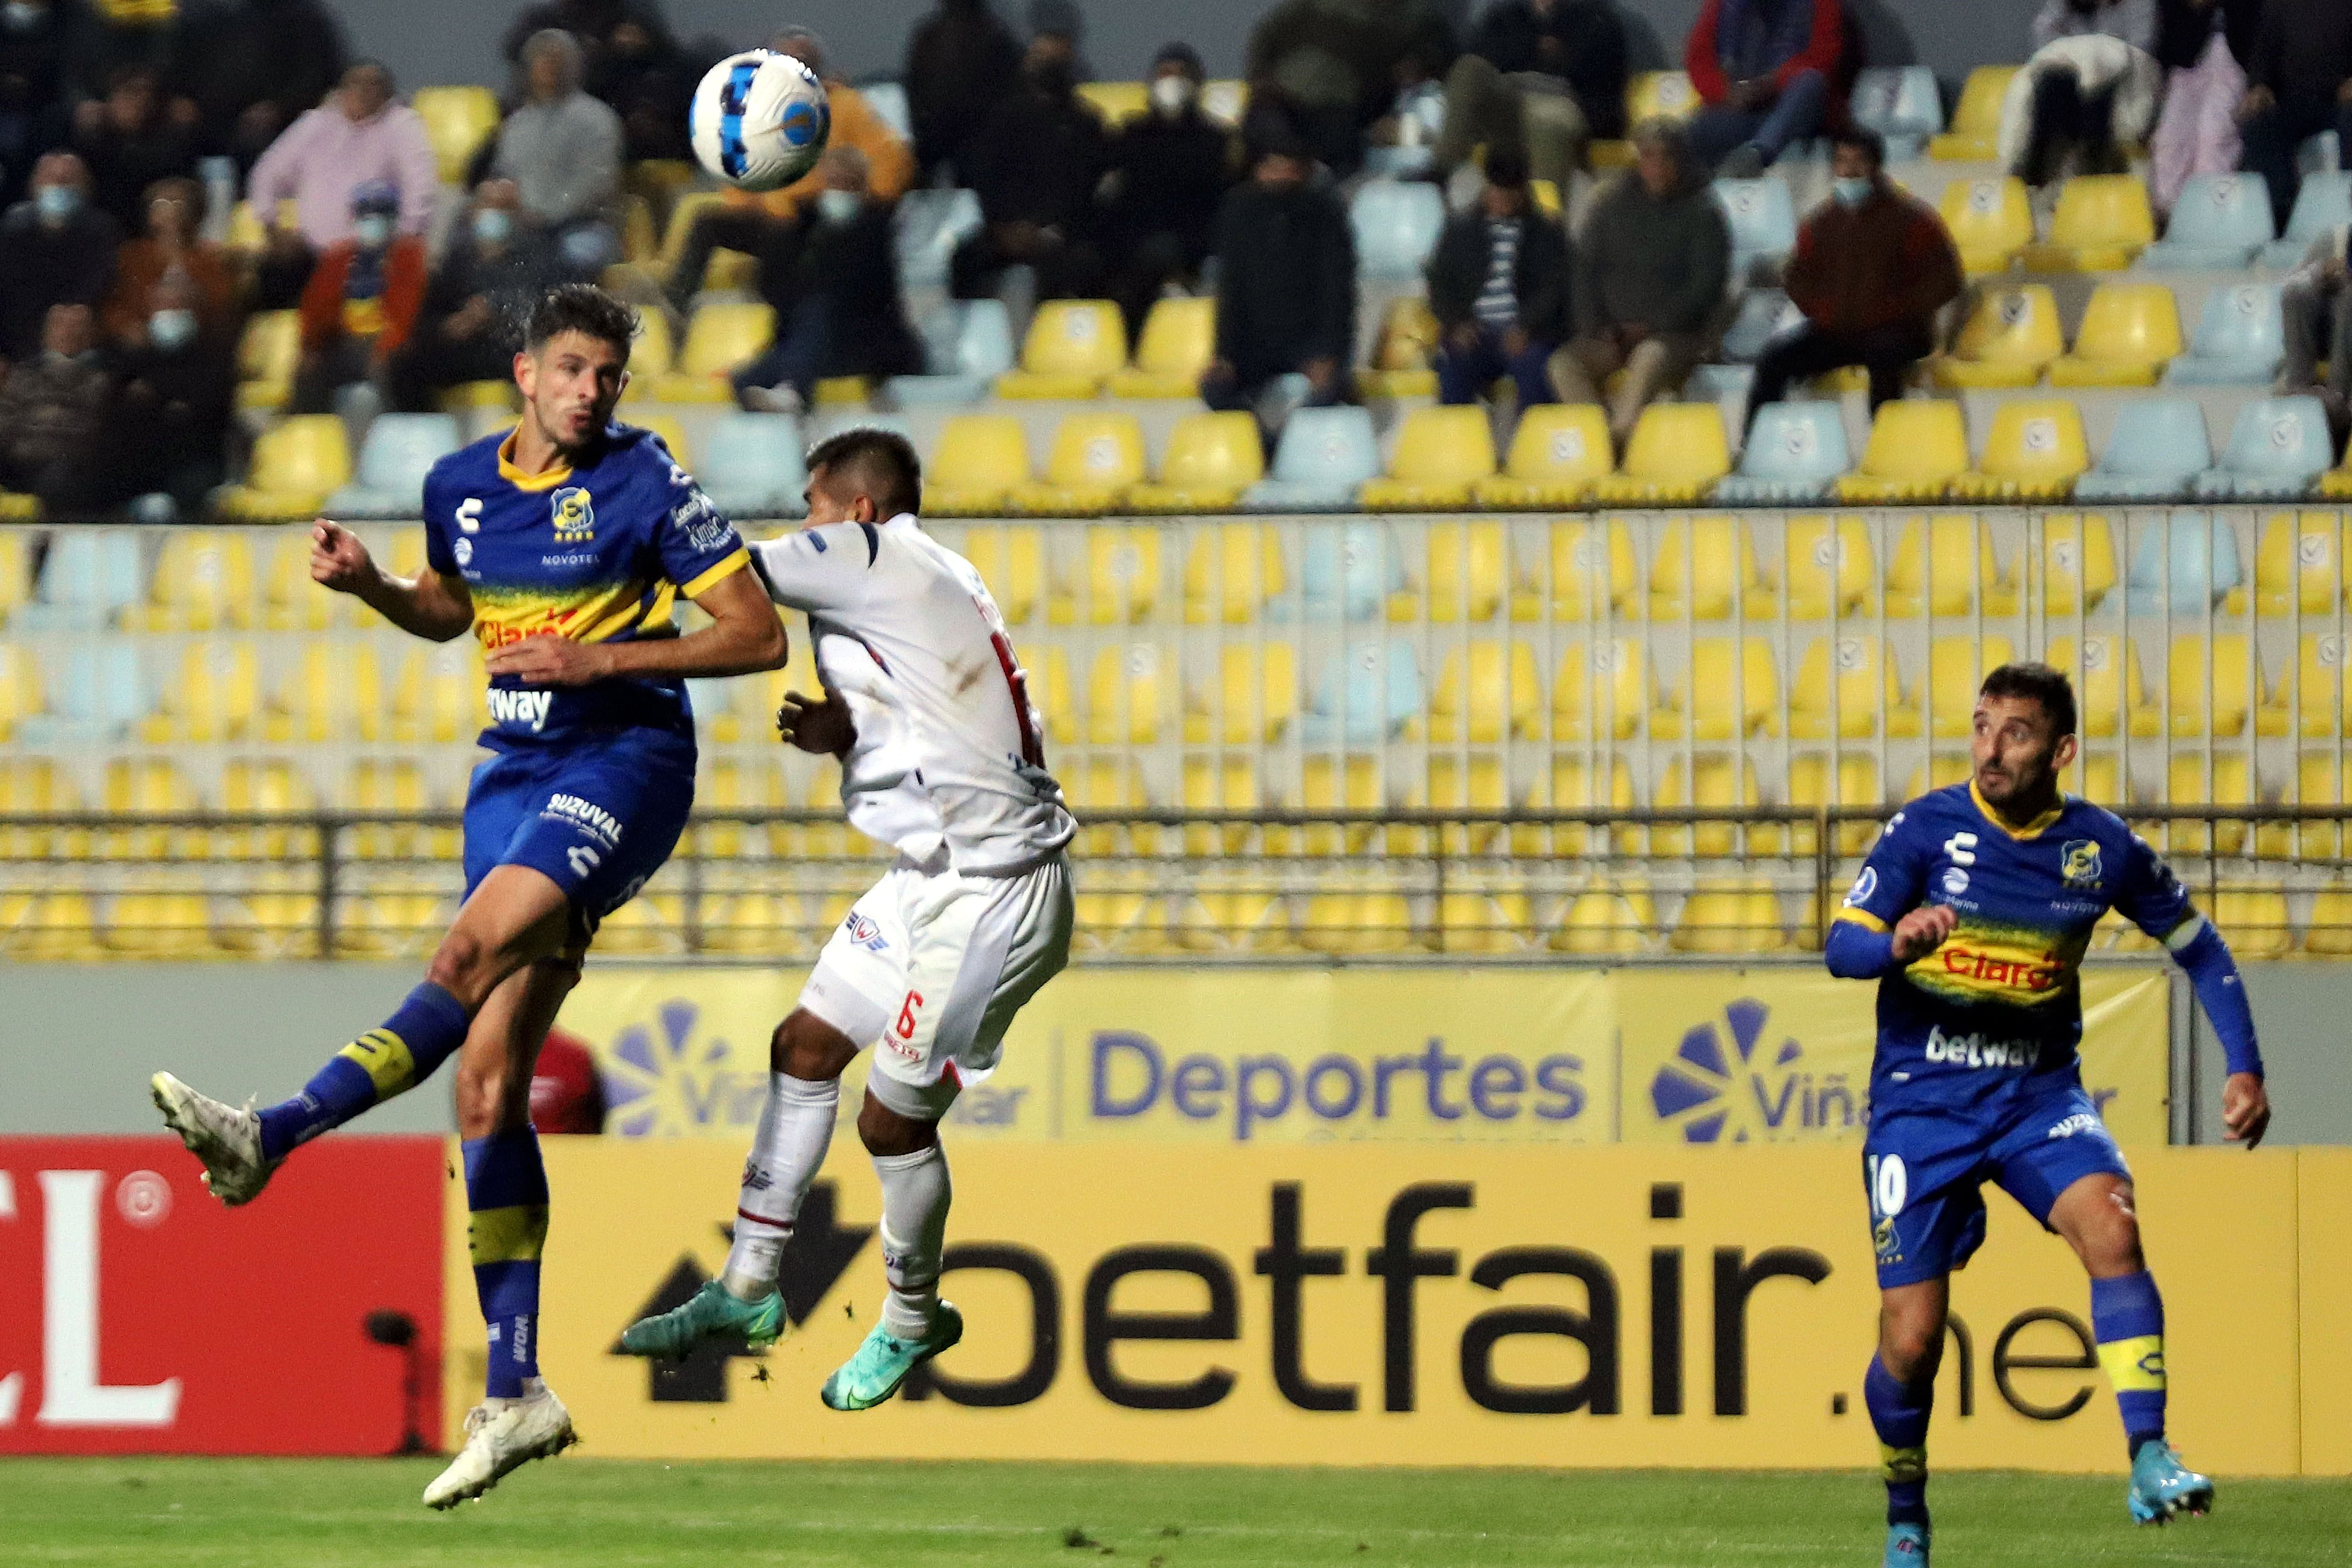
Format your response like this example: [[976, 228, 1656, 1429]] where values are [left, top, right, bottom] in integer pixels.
[[602, 1001, 764, 1137], [1647, 1000, 1860, 1143]]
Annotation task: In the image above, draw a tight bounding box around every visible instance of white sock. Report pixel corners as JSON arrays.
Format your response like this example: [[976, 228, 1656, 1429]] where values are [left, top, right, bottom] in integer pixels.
[[872, 1142, 950, 1339], [720, 1073, 840, 1300]]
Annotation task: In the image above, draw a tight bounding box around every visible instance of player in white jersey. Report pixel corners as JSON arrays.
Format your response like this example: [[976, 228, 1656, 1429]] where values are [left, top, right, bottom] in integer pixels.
[[620, 427, 1075, 1409]]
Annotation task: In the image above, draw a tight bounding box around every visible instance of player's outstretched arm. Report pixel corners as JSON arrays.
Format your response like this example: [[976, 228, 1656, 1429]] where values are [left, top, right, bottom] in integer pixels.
[[1824, 904, 1955, 979], [489, 561, 787, 687], [311, 519, 475, 642], [2164, 913, 2273, 1148]]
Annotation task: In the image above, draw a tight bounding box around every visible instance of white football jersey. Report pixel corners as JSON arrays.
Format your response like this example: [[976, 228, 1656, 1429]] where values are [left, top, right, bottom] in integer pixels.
[[749, 514, 1075, 874]]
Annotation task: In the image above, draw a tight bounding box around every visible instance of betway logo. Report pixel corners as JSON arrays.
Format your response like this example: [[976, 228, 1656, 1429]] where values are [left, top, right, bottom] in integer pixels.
[[486, 688, 554, 731], [1923, 1026, 2039, 1070]]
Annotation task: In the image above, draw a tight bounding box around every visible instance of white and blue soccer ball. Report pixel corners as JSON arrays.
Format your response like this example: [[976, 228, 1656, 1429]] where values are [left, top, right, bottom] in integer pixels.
[[690, 49, 831, 192]]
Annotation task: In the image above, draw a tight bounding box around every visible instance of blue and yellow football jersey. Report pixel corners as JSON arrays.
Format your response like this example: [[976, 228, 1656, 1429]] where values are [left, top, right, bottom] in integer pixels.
[[421, 422, 748, 748], [1834, 782, 2193, 1111]]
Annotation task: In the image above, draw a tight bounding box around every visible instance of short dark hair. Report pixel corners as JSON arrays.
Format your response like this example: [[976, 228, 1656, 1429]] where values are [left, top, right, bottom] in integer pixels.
[[524, 283, 637, 358], [1832, 125, 1886, 168], [806, 426, 922, 517], [1980, 661, 2077, 740], [1483, 144, 1530, 190]]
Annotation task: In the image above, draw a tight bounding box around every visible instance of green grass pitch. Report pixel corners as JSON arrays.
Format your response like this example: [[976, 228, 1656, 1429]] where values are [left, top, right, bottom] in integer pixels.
[[7, 1458, 2349, 1566]]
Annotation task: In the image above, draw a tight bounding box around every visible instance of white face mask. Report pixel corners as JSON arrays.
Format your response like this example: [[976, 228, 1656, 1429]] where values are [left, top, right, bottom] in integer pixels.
[[1150, 75, 1195, 116], [353, 214, 393, 247], [816, 189, 862, 224], [149, 308, 197, 350], [472, 207, 513, 247]]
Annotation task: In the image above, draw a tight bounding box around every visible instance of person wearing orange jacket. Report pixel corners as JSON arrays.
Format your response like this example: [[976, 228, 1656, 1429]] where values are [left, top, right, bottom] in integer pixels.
[[290, 179, 425, 413], [1683, 0, 1845, 175]]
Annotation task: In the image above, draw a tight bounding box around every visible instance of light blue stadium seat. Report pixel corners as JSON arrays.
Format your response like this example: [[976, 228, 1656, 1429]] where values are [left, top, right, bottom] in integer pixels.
[[1281, 521, 1402, 622], [1301, 639, 1423, 746], [326, 413, 461, 517], [1363, 143, 1436, 178], [2074, 398, 2212, 502], [2126, 509, 2245, 614], [1718, 288, 1802, 364], [893, 187, 982, 290], [859, 80, 911, 143], [1244, 405, 1380, 510], [1683, 363, 1755, 401], [2139, 173, 2273, 270], [1714, 178, 1797, 284], [2261, 170, 2352, 268], [1350, 180, 1445, 281], [1850, 67, 1940, 159], [17, 530, 142, 630], [886, 298, 1017, 405], [1715, 401, 1850, 503], [2190, 395, 2332, 500], [697, 412, 809, 517], [18, 643, 149, 742], [2164, 283, 2284, 385]]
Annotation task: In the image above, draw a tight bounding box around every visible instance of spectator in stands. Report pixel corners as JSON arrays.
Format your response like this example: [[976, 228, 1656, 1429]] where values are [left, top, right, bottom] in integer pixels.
[[2237, 0, 2352, 230], [70, 64, 198, 232], [2013, 0, 2163, 186], [489, 30, 624, 278], [1744, 127, 1961, 428], [1438, 0, 1629, 186], [1099, 43, 1237, 339], [1684, 0, 1844, 176], [731, 147, 922, 413], [2277, 217, 2352, 422], [0, 151, 122, 360], [246, 56, 435, 321], [903, 0, 1026, 182], [100, 176, 237, 349], [178, 0, 349, 171], [2150, 0, 2259, 213], [950, 29, 1111, 308], [289, 180, 426, 414], [1028, 0, 1094, 82], [1247, 0, 1458, 175], [1201, 129, 1357, 422], [0, 0, 72, 208], [529, 1027, 607, 1135], [387, 179, 560, 413], [587, 12, 696, 164], [111, 269, 235, 517], [1549, 118, 1727, 446], [0, 302, 110, 514], [1427, 146, 1568, 411]]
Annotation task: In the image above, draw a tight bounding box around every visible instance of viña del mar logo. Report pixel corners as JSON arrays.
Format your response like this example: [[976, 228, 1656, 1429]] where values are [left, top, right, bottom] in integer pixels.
[[1647, 998, 1862, 1143], [602, 1000, 767, 1138]]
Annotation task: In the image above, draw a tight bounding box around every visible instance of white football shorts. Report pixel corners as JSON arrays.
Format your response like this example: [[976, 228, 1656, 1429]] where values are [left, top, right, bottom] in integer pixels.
[[797, 851, 1073, 1120]]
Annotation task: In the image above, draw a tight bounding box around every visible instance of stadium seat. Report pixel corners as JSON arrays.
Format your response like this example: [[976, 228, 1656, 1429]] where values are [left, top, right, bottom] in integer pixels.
[[2294, 753, 2347, 859], [923, 414, 1032, 515], [1938, 175, 2034, 274], [1024, 645, 1073, 745], [2260, 169, 2352, 268], [2039, 512, 2120, 613], [2125, 509, 2245, 613], [1851, 66, 1942, 157], [233, 310, 301, 411], [1245, 406, 1380, 509], [131, 531, 254, 633], [326, 413, 462, 517], [1552, 884, 1658, 954], [1428, 640, 1541, 743], [1653, 755, 1765, 857], [1788, 752, 1885, 857], [0, 527, 24, 622], [2294, 633, 2351, 736], [1924, 634, 2017, 737], [1181, 521, 1286, 626], [1010, 412, 1146, 515], [1511, 517, 1636, 621], [1543, 755, 1636, 857], [1287, 520, 1400, 620], [2048, 283, 2182, 387], [1837, 400, 1969, 502], [218, 415, 352, 519], [1886, 513, 2017, 615], [2166, 283, 2285, 385], [2140, 173, 2273, 269], [2021, 175, 2154, 271], [261, 529, 343, 632], [628, 410, 693, 469], [1185, 642, 1298, 744], [1351, 181, 1446, 280], [2074, 398, 2211, 501], [1299, 887, 1421, 957], [1359, 406, 1497, 510], [887, 298, 1016, 405], [1438, 886, 1534, 955], [219, 759, 317, 862], [2165, 751, 2263, 856], [1134, 413, 1266, 514], [0, 642, 37, 740], [2191, 396, 2330, 499], [625, 307, 673, 380], [19, 642, 146, 744], [1953, 400, 2090, 500], [997, 300, 1128, 398], [1552, 638, 1647, 740], [1930, 65, 2016, 160], [1108, 296, 1215, 398], [959, 525, 1043, 624], [1301, 640, 1423, 745], [1048, 525, 1160, 623], [893, 187, 982, 290], [1790, 636, 1915, 739], [412, 85, 500, 183], [0, 756, 78, 860], [1474, 404, 1613, 508], [2310, 885, 2352, 955], [267, 642, 381, 744], [1671, 882, 1787, 955], [1295, 754, 1389, 858], [649, 303, 775, 400], [1588, 402, 1730, 505], [1715, 402, 1851, 504], [1418, 752, 1512, 855], [1935, 285, 2063, 389], [1179, 756, 1262, 857], [1714, 178, 1797, 284], [2169, 632, 2288, 737], [1781, 513, 1876, 617], [1407, 520, 1505, 623], [696, 413, 808, 517], [1654, 637, 1778, 740], [2254, 512, 2348, 614], [2047, 634, 2161, 738], [101, 759, 201, 863], [389, 641, 486, 745], [1084, 643, 1168, 744], [1076, 80, 1149, 127], [1359, 296, 1440, 399], [1716, 288, 1803, 366], [1646, 514, 1773, 619]]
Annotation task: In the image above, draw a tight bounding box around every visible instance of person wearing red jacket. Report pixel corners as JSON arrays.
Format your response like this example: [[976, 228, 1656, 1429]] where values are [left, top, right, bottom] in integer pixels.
[[1684, 0, 1844, 175], [290, 178, 426, 413]]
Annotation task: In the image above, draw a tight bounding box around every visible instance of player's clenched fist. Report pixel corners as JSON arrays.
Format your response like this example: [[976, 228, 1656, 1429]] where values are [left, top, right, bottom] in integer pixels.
[[1890, 903, 1958, 964], [310, 520, 376, 594]]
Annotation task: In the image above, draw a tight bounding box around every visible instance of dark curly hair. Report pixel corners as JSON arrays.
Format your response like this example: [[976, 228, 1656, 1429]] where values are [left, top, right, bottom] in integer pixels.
[[1980, 661, 2078, 740], [523, 283, 639, 359]]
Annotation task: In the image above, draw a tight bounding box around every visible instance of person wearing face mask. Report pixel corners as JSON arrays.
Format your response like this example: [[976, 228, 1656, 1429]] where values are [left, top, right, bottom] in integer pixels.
[[0, 151, 122, 360], [1743, 127, 1960, 432], [246, 60, 436, 253], [1098, 42, 1238, 340], [112, 271, 235, 516], [289, 180, 427, 414], [100, 175, 236, 349], [1200, 131, 1357, 426], [0, 302, 111, 515], [949, 32, 1112, 308], [488, 30, 623, 280], [387, 178, 562, 414]]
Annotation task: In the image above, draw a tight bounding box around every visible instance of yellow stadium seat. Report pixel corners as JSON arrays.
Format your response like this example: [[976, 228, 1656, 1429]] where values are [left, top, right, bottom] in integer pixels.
[[679, 759, 779, 860], [1438, 888, 1534, 954], [1108, 296, 1216, 398], [1298, 754, 1387, 858], [2306, 886, 2352, 955], [219, 415, 351, 519], [1359, 295, 1441, 398], [1133, 412, 1264, 514], [2210, 886, 2293, 957], [2170, 633, 2288, 737], [1837, 401, 1969, 503], [1934, 286, 2062, 389], [1924, 634, 2018, 737], [219, 758, 317, 861], [1076, 80, 1150, 127], [1790, 636, 1916, 739], [1788, 752, 1883, 856], [596, 893, 685, 956], [1065, 757, 1151, 858], [0, 889, 100, 959], [103, 885, 216, 959], [813, 375, 870, 408], [1300, 887, 1421, 956], [924, 415, 1032, 516], [223, 199, 266, 255], [1628, 70, 1699, 122], [657, 190, 728, 270], [1953, 400, 2090, 501], [2040, 513, 2118, 613], [0, 527, 24, 619], [1886, 513, 2017, 615], [1360, 406, 1498, 510], [1049, 525, 1160, 623], [135, 531, 254, 632], [650, 303, 775, 401], [2046, 634, 2161, 738], [344, 759, 446, 862], [1185, 642, 1298, 744], [1653, 755, 1765, 858], [1082, 643, 1167, 744], [2295, 633, 2351, 736], [2296, 752, 2347, 860], [1475, 403, 1613, 508], [1655, 636, 1779, 740], [1423, 752, 1512, 855], [334, 876, 450, 959], [0, 757, 74, 861], [699, 893, 799, 956], [102, 758, 201, 863], [412, 85, 501, 183], [1180, 520, 1284, 621], [1028, 645, 1074, 745], [1010, 413, 1147, 515], [2069, 750, 2127, 810], [438, 379, 518, 415], [1780, 514, 1877, 618], [612, 312, 675, 399], [1646, 514, 1775, 618], [1930, 65, 2018, 160], [233, 310, 302, 412], [1544, 754, 1636, 857], [1512, 517, 1637, 620], [1411, 520, 1506, 622], [1181, 755, 1262, 858], [390, 642, 486, 745], [628, 410, 693, 469], [2049, 283, 2182, 386], [1936, 174, 2033, 273], [618, 193, 657, 265], [0, 641, 39, 741], [2022, 175, 2155, 272], [140, 640, 262, 744], [1588, 403, 1730, 504], [1553, 638, 1647, 740], [1552, 883, 1658, 954], [213, 867, 323, 959], [1429, 640, 1541, 743], [1671, 882, 1787, 955], [997, 300, 1128, 398], [2255, 512, 2348, 615], [1528, 178, 1563, 220], [960, 524, 1044, 621], [266, 642, 382, 744], [711, 638, 816, 746]]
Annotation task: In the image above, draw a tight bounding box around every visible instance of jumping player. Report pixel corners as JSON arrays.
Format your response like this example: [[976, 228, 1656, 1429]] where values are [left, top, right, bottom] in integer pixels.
[[151, 284, 786, 1506], [1827, 662, 2273, 1565], [618, 427, 1073, 1411]]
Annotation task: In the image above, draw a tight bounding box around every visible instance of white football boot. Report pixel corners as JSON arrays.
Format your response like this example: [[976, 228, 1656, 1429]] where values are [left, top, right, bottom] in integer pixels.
[[423, 1382, 576, 1509], [151, 1072, 278, 1206]]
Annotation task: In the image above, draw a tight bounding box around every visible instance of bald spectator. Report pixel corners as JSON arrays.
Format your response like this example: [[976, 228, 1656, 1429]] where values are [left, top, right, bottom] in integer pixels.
[[389, 179, 563, 412], [489, 30, 624, 276], [100, 176, 238, 350], [0, 303, 111, 514], [0, 152, 121, 359], [246, 60, 437, 252], [290, 181, 426, 414], [112, 271, 236, 517], [903, 0, 1025, 181], [69, 62, 197, 230]]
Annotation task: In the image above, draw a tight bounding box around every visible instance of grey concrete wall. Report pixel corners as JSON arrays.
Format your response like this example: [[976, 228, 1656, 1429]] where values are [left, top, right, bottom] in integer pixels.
[[2189, 963, 2352, 1148]]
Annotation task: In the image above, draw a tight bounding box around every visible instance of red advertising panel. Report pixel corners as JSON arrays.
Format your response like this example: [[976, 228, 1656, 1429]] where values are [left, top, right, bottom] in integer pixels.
[[0, 1136, 444, 1455]]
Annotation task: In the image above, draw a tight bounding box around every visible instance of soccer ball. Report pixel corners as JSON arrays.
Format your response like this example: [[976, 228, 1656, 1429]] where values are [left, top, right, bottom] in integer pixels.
[[690, 50, 831, 192]]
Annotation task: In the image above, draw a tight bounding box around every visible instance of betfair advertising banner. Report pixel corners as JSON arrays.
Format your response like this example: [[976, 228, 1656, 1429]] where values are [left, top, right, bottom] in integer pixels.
[[563, 967, 2171, 1146]]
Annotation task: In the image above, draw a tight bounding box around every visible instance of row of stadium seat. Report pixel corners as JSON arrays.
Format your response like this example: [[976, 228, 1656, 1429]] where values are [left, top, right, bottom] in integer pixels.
[[1934, 281, 2285, 390]]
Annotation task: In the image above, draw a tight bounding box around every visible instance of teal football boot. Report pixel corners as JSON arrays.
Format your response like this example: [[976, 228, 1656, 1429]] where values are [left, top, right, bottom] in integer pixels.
[[1882, 1523, 1930, 1565], [821, 1302, 965, 1411], [2128, 1441, 2214, 1524], [618, 1280, 784, 1358]]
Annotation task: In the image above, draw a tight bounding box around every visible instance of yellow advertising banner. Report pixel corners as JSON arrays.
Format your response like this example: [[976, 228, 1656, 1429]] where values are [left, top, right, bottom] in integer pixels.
[[563, 965, 2171, 1146], [442, 1143, 2328, 1472]]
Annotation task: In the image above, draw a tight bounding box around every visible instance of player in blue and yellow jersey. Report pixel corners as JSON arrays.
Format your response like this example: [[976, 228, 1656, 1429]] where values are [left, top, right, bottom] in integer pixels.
[[150, 284, 787, 1508], [1826, 663, 2273, 1566]]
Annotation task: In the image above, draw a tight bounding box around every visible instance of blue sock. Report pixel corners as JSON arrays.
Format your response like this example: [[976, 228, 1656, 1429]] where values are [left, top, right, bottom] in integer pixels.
[[466, 1127, 549, 1400], [1865, 1356, 1933, 1528], [2091, 1270, 2167, 1460], [256, 982, 471, 1160]]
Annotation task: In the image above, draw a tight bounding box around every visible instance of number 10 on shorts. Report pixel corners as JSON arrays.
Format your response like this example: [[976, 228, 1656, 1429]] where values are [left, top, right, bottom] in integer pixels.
[[1867, 1154, 1907, 1218]]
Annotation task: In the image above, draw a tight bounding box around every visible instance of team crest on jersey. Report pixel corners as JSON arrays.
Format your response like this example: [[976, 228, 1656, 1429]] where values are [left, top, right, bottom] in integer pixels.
[[844, 912, 889, 953], [550, 486, 596, 543], [2061, 839, 2103, 887], [1872, 1215, 1901, 1262]]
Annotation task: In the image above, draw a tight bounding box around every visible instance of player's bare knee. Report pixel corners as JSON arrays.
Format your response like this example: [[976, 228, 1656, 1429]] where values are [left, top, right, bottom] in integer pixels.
[[1877, 1296, 1945, 1382], [857, 1093, 938, 1157], [771, 1009, 856, 1080], [425, 928, 504, 1009], [454, 1055, 528, 1138], [2087, 1185, 2145, 1273]]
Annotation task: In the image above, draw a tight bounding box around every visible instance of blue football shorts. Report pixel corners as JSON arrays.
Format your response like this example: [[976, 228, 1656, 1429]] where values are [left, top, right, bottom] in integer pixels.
[[461, 730, 695, 939]]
